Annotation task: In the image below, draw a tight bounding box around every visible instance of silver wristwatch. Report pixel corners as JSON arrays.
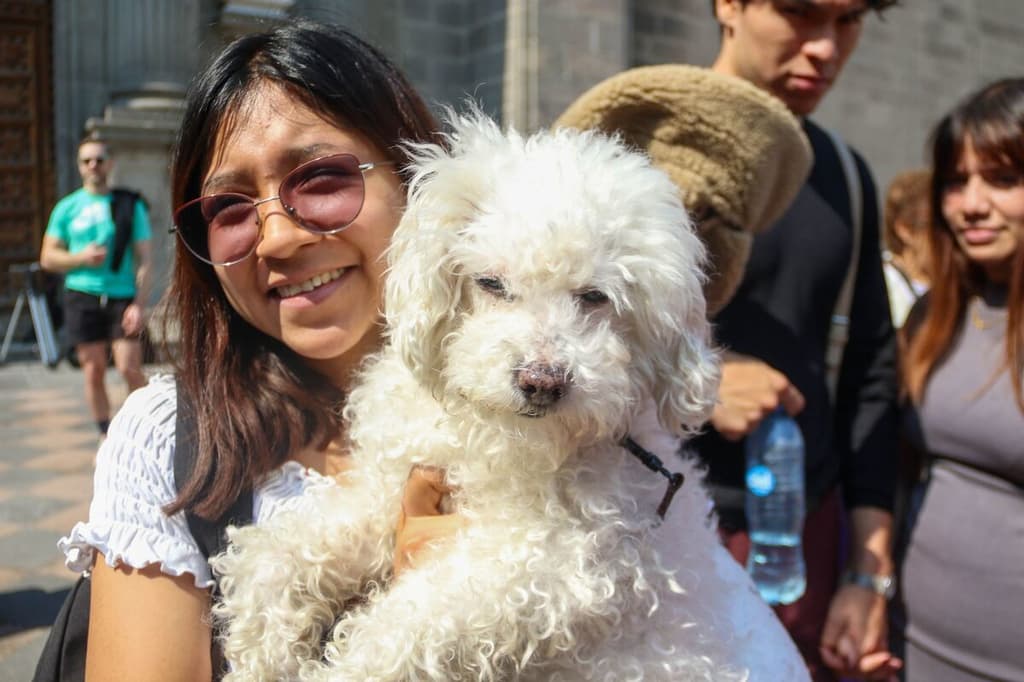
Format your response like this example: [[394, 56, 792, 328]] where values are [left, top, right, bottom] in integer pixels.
[[841, 570, 897, 600]]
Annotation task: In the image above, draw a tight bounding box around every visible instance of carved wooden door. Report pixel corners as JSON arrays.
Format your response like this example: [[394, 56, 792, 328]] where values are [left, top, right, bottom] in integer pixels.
[[0, 0, 54, 307]]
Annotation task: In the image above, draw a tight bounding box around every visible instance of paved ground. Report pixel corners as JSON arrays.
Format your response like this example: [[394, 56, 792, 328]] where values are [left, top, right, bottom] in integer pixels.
[[0, 351, 144, 681]]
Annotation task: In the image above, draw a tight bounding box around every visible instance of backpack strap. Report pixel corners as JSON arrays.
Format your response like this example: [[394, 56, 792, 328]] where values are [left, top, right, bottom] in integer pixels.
[[173, 382, 254, 561], [822, 128, 865, 404], [173, 381, 253, 680], [32, 382, 253, 682], [30, 573, 91, 682], [108, 189, 139, 273]]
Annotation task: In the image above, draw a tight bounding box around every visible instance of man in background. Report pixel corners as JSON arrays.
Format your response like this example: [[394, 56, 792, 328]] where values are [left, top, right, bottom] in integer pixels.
[[696, 1, 902, 680], [41, 136, 151, 437]]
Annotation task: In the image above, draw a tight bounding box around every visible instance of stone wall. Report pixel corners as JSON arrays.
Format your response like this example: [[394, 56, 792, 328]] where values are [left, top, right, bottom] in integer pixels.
[[394, 0, 505, 117], [294, 0, 506, 119]]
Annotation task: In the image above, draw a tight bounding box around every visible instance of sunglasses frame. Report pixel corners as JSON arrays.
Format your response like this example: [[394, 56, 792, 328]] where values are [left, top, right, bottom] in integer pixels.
[[170, 153, 391, 267]]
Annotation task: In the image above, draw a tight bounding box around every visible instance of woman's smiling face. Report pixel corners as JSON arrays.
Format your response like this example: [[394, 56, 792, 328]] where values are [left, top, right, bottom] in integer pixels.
[[941, 138, 1024, 283], [203, 82, 405, 384]]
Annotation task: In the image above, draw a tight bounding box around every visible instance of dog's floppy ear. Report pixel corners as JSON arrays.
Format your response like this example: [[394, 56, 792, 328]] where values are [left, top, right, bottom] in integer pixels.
[[625, 209, 721, 438], [385, 108, 498, 390], [653, 311, 720, 438], [384, 192, 461, 391]]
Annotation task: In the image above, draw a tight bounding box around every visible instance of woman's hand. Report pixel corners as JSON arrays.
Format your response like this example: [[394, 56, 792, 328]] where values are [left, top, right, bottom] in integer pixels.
[[392, 466, 466, 577], [820, 584, 902, 680], [820, 508, 902, 681]]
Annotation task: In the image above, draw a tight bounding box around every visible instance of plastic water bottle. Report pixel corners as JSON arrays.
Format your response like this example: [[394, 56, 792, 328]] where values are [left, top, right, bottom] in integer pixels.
[[744, 408, 806, 605]]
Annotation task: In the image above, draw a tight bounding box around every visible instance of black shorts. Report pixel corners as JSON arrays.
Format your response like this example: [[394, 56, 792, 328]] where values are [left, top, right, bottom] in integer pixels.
[[64, 290, 137, 347]]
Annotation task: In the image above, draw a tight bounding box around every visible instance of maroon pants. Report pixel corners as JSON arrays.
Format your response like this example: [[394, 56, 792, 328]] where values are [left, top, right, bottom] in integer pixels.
[[720, 488, 842, 682]]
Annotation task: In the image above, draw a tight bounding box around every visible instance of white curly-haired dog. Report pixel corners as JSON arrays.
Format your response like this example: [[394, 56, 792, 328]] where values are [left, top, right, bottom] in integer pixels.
[[211, 111, 809, 681]]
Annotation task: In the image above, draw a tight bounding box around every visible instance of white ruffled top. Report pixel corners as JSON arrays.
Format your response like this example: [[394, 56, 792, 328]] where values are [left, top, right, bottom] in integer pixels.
[[58, 375, 334, 589]]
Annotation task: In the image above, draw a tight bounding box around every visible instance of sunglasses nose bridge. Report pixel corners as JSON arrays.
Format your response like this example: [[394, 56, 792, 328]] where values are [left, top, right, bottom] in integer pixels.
[[252, 194, 281, 209], [251, 196, 323, 260], [250, 194, 286, 233]]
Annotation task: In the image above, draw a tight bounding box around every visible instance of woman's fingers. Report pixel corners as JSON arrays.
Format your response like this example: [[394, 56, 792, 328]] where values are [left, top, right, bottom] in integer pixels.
[[393, 514, 467, 576], [393, 466, 465, 578], [400, 465, 450, 518]]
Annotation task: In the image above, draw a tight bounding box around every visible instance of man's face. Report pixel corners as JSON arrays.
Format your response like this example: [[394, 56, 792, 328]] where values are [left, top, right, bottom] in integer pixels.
[[77, 141, 111, 189], [714, 0, 868, 115]]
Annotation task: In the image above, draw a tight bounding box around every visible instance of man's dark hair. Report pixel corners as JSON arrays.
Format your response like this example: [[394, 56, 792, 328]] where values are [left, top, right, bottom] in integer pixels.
[[710, 0, 900, 20], [77, 134, 110, 155]]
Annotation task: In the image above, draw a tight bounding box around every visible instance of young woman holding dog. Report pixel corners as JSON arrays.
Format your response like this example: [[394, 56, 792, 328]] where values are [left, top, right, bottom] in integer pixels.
[[56, 19, 820, 681], [893, 78, 1024, 681], [57, 21, 453, 680]]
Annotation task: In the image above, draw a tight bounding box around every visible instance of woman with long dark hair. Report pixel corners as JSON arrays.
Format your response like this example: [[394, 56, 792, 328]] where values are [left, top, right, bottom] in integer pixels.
[[57, 20, 443, 679], [895, 77, 1024, 681]]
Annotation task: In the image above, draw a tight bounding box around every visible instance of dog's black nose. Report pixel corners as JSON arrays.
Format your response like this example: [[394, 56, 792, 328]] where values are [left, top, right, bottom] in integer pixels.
[[515, 362, 568, 407]]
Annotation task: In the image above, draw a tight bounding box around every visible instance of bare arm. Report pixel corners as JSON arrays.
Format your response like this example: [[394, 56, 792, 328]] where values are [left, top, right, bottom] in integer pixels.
[[132, 239, 152, 307], [87, 556, 213, 682], [39, 235, 106, 273], [122, 240, 152, 336], [820, 507, 902, 680]]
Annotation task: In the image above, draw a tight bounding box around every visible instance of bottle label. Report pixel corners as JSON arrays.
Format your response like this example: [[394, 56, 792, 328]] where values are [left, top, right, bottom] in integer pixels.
[[746, 465, 776, 497]]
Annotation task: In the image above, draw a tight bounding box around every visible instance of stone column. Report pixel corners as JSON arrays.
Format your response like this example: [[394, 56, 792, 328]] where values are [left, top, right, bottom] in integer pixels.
[[503, 0, 538, 131], [80, 0, 211, 355], [504, 0, 631, 131], [104, 1, 197, 109], [220, 0, 294, 40]]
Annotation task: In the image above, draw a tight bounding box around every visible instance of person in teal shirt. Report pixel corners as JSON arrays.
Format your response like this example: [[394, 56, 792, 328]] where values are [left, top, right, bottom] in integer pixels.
[[40, 136, 152, 436]]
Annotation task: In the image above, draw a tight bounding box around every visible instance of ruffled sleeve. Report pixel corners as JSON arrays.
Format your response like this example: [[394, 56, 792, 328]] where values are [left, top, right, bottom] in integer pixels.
[[58, 375, 214, 589]]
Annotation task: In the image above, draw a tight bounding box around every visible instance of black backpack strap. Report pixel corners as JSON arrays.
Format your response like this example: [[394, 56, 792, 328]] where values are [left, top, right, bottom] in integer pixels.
[[173, 380, 253, 680], [173, 380, 254, 561], [31, 574, 91, 682], [108, 189, 140, 273]]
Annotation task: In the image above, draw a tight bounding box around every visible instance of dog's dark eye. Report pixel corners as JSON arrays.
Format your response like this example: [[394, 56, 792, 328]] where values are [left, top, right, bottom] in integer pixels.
[[577, 289, 609, 305], [474, 276, 507, 296]]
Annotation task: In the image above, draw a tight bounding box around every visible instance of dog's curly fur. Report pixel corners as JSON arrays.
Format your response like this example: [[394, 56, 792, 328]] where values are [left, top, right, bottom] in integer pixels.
[[211, 111, 809, 681]]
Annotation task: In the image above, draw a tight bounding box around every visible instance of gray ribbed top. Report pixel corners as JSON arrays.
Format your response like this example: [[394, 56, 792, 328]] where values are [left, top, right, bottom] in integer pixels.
[[900, 292, 1024, 681]]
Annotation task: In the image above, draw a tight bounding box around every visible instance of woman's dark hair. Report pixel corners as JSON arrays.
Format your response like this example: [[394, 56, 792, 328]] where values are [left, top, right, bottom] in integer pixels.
[[903, 77, 1024, 411], [164, 20, 440, 519]]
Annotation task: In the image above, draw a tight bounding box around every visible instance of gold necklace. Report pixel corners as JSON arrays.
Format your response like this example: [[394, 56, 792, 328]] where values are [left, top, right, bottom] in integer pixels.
[[971, 298, 1007, 330]]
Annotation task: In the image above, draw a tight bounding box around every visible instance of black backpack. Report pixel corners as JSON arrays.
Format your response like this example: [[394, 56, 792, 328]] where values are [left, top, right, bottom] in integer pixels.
[[108, 188, 144, 273], [31, 385, 253, 682]]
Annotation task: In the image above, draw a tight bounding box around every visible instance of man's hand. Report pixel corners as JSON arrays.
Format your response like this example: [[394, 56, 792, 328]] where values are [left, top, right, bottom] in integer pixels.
[[820, 584, 902, 680], [121, 303, 145, 337], [392, 466, 466, 577], [78, 242, 107, 267], [710, 352, 806, 440]]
